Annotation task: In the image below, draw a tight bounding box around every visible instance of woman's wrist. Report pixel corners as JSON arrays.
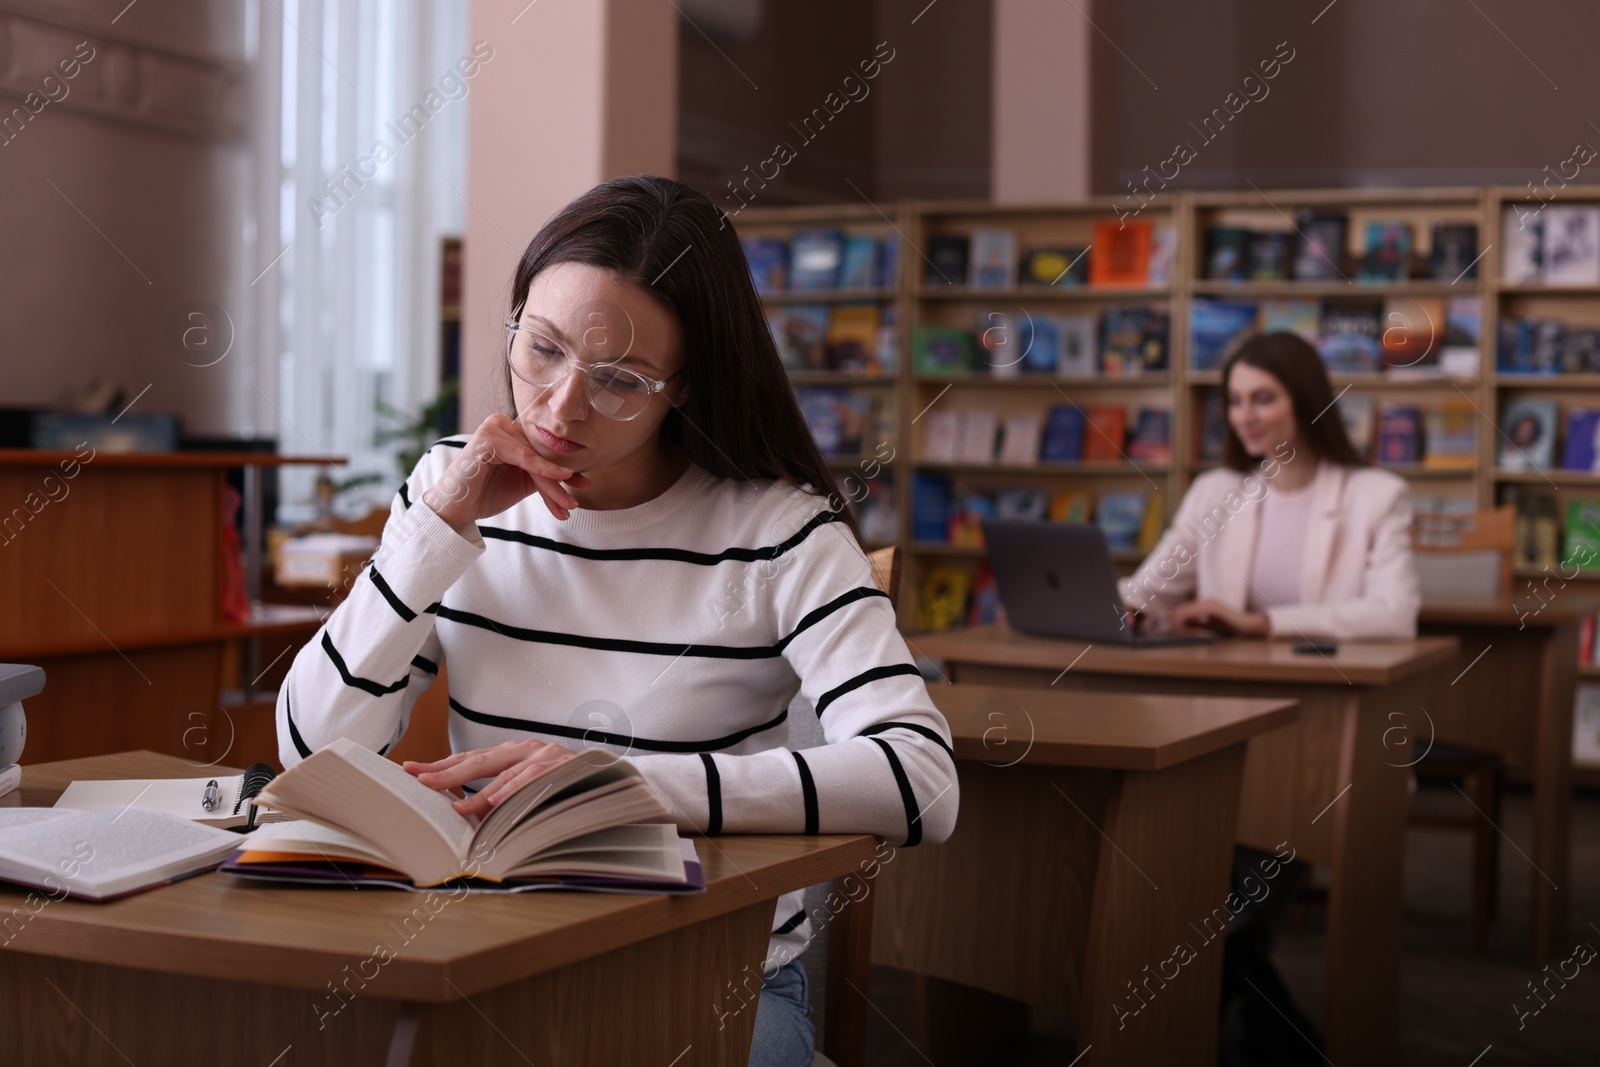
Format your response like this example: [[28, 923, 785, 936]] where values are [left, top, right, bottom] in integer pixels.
[[421, 486, 477, 539]]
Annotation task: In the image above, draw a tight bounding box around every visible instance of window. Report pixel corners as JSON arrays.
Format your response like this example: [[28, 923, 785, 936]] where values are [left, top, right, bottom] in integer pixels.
[[248, 0, 467, 522]]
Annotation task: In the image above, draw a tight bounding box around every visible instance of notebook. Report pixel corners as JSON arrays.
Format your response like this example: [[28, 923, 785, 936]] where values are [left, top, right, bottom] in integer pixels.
[[0, 806, 243, 900], [55, 767, 284, 830]]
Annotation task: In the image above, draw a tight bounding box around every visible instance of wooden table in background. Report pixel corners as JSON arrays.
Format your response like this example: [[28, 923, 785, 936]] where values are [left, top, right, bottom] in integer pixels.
[[906, 626, 1458, 1067], [0, 450, 333, 764], [1420, 596, 1587, 964], [0, 752, 878, 1066], [873, 683, 1297, 1067]]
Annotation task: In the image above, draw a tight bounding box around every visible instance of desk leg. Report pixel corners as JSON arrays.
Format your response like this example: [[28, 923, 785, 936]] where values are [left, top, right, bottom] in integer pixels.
[[1319, 682, 1415, 1067], [1531, 623, 1577, 964]]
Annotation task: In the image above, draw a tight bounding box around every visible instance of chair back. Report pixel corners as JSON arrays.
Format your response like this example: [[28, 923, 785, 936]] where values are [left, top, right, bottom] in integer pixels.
[[867, 545, 902, 603], [1413, 505, 1514, 600]]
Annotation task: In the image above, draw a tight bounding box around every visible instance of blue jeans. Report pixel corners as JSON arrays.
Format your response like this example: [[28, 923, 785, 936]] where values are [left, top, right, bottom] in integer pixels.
[[748, 958, 814, 1067]]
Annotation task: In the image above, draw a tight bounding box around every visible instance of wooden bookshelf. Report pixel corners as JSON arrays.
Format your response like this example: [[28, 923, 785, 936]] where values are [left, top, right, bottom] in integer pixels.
[[733, 203, 914, 609]]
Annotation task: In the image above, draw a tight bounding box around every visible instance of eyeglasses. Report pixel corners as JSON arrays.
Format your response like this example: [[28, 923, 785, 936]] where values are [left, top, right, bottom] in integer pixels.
[[504, 318, 684, 421]]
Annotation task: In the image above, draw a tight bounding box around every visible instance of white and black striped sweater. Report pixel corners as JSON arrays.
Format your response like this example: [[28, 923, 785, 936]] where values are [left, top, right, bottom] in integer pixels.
[[275, 438, 959, 968]]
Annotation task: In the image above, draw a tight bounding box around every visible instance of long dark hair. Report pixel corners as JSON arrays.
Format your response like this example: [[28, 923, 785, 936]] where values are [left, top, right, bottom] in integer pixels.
[[496, 175, 861, 541], [1221, 331, 1367, 471]]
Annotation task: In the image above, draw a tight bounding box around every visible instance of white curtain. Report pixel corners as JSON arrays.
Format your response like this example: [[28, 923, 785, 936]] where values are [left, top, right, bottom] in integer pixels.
[[246, 0, 467, 521]]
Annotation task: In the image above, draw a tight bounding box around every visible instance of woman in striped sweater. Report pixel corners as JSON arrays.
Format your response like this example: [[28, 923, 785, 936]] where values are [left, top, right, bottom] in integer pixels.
[[275, 175, 959, 1066]]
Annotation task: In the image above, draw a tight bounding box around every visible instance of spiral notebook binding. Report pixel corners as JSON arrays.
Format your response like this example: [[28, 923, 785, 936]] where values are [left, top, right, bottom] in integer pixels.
[[231, 762, 277, 830]]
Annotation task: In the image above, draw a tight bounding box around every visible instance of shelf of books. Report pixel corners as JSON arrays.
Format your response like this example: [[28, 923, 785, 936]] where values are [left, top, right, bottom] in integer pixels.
[[1186, 187, 1491, 587], [897, 198, 1186, 632], [735, 204, 911, 600], [1484, 185, 1600, 604]]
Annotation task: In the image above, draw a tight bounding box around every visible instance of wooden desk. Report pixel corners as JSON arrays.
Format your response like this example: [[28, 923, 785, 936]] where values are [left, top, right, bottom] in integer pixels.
[[0, 752, 879, 1066], [907, 626, 1458, 1067], [873, 684, 1297, 1066], [1420, 596, 1588, 964]]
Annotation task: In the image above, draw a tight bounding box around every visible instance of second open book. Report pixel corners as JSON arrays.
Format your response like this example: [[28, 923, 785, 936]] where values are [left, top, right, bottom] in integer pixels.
[[226, 737, 700, 892]]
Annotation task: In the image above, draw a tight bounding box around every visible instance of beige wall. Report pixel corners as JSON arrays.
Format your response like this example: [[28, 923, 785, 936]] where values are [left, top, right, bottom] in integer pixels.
[[458, 0, 678, 429], [0, 0, 247, 435]]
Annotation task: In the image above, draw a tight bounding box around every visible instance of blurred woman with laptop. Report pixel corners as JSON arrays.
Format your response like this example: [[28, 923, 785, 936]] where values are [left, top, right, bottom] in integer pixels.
[[1120, 331, 1421, 641]]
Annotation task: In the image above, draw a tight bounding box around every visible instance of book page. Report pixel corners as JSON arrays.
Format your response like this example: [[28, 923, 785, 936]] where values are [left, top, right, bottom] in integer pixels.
[[325, 738, 474, 856], [0, 809, 75, 831]]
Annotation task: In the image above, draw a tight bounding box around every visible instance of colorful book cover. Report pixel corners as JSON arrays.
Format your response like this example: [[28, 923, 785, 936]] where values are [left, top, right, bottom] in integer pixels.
[[1205, 227, 1250, 281], [825, 303, 879, 373], [1564, 329, 1600, 374], [1542, 206, 1600, 285], [1376, 405, 1422, 466], [1040, 405, 1085, 462], [1380, 296, 1445, 374], [925, 233, 970, 286], [1189, 299, 1258, 371], [1095, 491, 1147, 551], [966, 564, 1002, 627], [995, 487, 1049, 521], [1141, 309, 1171, 372], [875, 233, 900, 289], [1089, 219, 1151, 287], [913, 326, 976, 373], [998, 412, 1043, 466], [1422, 401, 1477, 471], [1562, 409, 1600, 474], [1020, 246, 1090, 286], [1196, 388, 1226, 463], [1291, 211, 1347, 281], [1147, 226, 1177, 285], [1017, 314, 1060, 374], [838, 234, 878, 290], [1082, 406, 1129, 462], [1244, 231, 1292, 281], [1126, 408, 1173, 464], [1564, 499, 1600, 572], [1138, 489, 1165, 553], [1056, 314, 1100, 376], [790, 229, 845, 290], [1099, 307, 1151, 377], [1428, 222, 1479, 281], [971, 228, 1019, 289], [1258, 299, 1320, 345], [1317, 302, 1383, 372], [742, 237, 788, 293], [769, 305, 830, 369], [917, 565, 972, 631], [1339, 392, 1376, 460], [1500, 206, 1543, 284], [1440, 296, 1481, 377], [1047, 488, 1094, 523], [1358, 220, 1412, 282], [1498, 398, 1559, 471], [1497, 317, 1534, 373], [948, 490, 996, 547], [911, 472, 952, 542]]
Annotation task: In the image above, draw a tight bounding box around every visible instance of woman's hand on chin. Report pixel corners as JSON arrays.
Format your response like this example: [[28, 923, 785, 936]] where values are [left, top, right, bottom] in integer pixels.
[[1164, 598, 1270, 638], [403, 739, 577, 816], [421, 413, 591, 533]]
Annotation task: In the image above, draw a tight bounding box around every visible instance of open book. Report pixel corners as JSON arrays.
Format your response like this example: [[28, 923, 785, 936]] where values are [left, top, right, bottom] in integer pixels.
[[0, 806, 243, 900], [229, 737, 695, 891]]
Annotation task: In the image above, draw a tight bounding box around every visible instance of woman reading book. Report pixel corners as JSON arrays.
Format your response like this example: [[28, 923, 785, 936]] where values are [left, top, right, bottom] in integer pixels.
[[274, 175, 958, 1067]]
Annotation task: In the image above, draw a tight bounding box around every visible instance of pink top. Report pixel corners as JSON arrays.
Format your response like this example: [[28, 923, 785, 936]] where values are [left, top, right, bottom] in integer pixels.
[[1246, 473, 1318, 613]]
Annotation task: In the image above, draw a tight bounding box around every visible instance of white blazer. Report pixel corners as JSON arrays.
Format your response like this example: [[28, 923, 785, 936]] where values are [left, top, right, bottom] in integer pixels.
[[1118, 461, 1420, 641]]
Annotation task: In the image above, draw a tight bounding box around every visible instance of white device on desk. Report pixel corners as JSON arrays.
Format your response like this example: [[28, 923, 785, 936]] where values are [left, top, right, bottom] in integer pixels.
[[0, 664, 38, 798]]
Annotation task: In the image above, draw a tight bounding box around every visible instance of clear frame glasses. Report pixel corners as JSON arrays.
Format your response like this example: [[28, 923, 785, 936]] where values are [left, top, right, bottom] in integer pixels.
[[504, 318, 684, 421]]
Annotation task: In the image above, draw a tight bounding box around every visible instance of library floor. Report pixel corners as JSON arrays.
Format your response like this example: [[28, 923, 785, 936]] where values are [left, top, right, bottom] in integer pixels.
[[862, 784, 1600, 1065]]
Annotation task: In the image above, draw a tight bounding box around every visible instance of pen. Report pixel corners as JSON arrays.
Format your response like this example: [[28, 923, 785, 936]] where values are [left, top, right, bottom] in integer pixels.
[[201, 779, 221, 811]]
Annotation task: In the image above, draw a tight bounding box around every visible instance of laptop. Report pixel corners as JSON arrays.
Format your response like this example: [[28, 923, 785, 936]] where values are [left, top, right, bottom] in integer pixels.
[[980, 520, 1217, 647]]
